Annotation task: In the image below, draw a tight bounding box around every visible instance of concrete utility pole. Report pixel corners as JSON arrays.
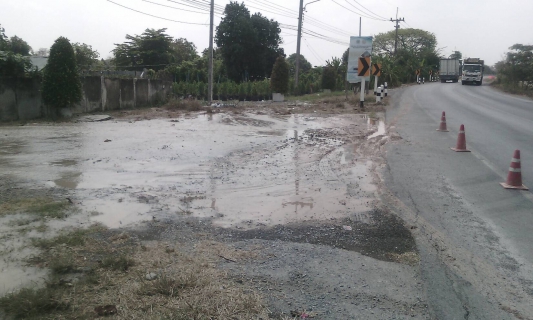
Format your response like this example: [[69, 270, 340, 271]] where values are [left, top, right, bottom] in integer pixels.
[[295, 0, 320, 94], [208, 0, 214, 103], [390, 8, 404, 56], [295, 0, 304, 94]]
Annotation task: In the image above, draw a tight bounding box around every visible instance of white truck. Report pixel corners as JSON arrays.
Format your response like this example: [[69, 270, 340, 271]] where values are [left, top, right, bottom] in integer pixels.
[[439, 59, 461, 83], [462, 58, 484, 86]]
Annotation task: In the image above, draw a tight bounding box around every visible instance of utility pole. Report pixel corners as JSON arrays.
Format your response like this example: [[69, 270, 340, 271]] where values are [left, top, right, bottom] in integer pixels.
[[390, 8, 404, 56], [207, 0, 214, 103], [295, 0, 320, 95], [295, 0, 304, 95]]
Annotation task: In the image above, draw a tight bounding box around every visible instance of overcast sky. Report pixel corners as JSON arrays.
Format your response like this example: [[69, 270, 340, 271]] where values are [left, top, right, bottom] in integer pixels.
[[2, 0, 532, 67]]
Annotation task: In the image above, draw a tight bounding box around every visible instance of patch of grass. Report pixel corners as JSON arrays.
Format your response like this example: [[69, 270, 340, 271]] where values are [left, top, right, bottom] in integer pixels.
[[101, 255, 135, 272], [10, 230, 269, 319], [32, 224, 106, 250], [49, 255, 76, 274], [7, 217, 40, 226], [0, 197, 71, 219], [179, 194, 207, 203], [36, 224, 48, 233], [286, 90, 347, 102], [30, 202, 70, 219], [0, 287, 69, 319]]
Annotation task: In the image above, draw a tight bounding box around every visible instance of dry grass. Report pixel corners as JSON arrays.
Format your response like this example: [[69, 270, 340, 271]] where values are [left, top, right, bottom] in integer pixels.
[[385, 251, 420, 266], [164, 98, 203, 112], [1, 229, 271, 320]]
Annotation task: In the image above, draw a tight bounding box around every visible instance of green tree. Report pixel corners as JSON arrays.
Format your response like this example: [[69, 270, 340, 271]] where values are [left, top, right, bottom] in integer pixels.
[[449, 51, 462, 60], [0, 25, 32, 77], [270, 56, 289, 94], [171, 38, 198, 64], [113, 28, 174, 71], [72, 42, 100, 71], [42, 37, 82, 114], [0, 51, 31, 77], [374, 28, 437, 57], [8, 36, 32, 56], [0, 24, 7, 51], [496, 44, 533, 89], [215, 2, 283, 82], [287, 53, 312, 77], [374, 28, 439, 86], [35, 48, 50, 57]]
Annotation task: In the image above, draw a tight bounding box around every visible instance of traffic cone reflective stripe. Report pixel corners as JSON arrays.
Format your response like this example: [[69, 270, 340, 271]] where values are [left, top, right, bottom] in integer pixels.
[[501, 150, 528, 190], [451, 124, 470, 152], [436, 111, 449, 132]]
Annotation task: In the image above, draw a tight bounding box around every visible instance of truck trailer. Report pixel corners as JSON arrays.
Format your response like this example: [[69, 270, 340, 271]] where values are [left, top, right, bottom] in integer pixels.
[[439, 59, 461, 83], [462, 58, 484, 86]]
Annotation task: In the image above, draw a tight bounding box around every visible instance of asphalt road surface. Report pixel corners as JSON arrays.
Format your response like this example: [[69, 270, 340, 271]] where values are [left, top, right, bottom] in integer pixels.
[[384, 81, 533, 319]]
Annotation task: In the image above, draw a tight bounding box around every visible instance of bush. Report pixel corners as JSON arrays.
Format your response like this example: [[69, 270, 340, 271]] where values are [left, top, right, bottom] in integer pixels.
[[321, 66, 336, 90], [42, 37, 82, 114], [270, 56, 289, 94]]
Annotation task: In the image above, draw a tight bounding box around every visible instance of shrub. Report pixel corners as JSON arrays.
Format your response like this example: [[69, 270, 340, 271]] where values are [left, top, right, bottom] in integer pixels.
[[321, 66, 336, 90], [270, 56, 289, 94], [42, 37, 82, 115]]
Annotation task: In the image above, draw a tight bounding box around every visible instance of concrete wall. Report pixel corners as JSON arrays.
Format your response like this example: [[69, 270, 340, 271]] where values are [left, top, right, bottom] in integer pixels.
[[104, 78, 120, 111], [120, 79, 135, 109], [0, 78, 43, 121], [135, 79, 149, 108], [80, 76, 102, 112], [0, 77, 172, 122]]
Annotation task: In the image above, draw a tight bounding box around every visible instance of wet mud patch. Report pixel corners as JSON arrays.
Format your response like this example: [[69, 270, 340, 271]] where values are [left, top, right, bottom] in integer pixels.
[[220, 208, 418, 265]]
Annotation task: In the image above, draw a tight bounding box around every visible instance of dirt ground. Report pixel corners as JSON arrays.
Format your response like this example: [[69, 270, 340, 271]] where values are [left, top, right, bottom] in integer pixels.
[[0, 93, 429, 319]]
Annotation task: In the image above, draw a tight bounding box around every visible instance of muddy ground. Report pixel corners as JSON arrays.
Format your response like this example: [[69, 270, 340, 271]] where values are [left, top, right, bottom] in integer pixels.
[[0, 94, 430, 319]]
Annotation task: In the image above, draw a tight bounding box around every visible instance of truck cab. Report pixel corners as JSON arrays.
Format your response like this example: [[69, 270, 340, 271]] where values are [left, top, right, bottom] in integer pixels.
[[462, 58, 484, 86]]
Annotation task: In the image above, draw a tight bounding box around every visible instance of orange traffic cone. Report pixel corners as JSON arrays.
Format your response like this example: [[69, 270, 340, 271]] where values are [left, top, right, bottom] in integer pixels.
[[451, 124, 471, 152], [436, 111, 449, 132], [500, 150, 528, 190]]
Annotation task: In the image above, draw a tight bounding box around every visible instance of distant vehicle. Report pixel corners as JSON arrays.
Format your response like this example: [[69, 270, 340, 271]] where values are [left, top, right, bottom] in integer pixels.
[[462, 58, 484, 86], [439, 59, 461, 83]]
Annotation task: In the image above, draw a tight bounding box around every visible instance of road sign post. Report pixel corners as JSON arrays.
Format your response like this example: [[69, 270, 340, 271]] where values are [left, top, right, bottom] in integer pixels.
[[371, 63, 381, 96], [358, 57, 371, 109]]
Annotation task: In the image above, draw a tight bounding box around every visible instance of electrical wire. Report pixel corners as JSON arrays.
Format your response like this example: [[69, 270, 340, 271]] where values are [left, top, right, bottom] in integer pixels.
[[350, 0, 388, 20], [335, 0, 387, 21], [142, 0, 210, 14], [167, 0, 224, 14], [304, 38, 323, 63], [107, 0, 210, 25]]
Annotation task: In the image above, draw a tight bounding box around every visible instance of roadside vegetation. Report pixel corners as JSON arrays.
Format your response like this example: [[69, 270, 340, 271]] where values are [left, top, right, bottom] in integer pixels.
[[493, 44, 533, 97], [0, 226, 271, 319]]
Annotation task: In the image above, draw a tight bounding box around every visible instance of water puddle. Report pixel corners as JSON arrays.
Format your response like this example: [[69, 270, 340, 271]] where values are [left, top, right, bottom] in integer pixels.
[[1, 113, 378, 229], [53, 172, 82, 189], [85, 196, 152, 228], [367, 119, 386, 140]]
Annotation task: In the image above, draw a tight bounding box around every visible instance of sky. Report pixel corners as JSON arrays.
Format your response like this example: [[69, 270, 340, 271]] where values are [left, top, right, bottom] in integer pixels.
[[1, 0, 532, 67]]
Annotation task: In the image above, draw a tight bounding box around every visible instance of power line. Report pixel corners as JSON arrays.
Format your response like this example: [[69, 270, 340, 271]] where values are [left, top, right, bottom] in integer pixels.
[[350, 0, 387, 20], [244, 0, 353, 37], [333, 0, 387, 21], [142, 0, 210, 14], [107, 0, 210, 25], [167, 0, 224, 13], [304, 38, 323, 63]]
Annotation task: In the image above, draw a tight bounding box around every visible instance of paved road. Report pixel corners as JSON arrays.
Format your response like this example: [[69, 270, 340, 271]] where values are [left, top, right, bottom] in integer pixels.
[[384, 82, 533, 319]]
